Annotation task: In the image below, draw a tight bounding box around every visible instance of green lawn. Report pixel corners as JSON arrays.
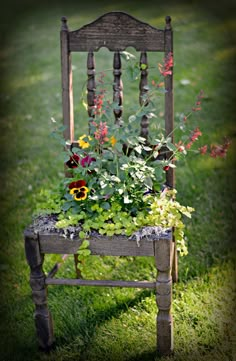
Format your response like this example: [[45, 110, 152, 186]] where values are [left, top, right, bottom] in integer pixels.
[[0, 1, 235, 360]]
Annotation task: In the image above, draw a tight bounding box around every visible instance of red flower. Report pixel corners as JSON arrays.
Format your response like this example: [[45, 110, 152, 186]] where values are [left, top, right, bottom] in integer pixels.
[[186, 127, 202, 149], [199, 145, 208, 155], [68, 180, 86, 190], [192, 90, 204, 111], [185, 142, 193, 150], [210, 139, 231, 158], [94, 121, 109, 144], [163, 165, 170, 171], [66, 154, 80, 168], [175, 141, 185, 152], [158, 53, 173, 77], [190, 127, 202, 142]]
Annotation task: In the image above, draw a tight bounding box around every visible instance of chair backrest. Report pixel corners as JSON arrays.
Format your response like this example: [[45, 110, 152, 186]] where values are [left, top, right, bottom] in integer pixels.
[[60, 11, 174, 188]]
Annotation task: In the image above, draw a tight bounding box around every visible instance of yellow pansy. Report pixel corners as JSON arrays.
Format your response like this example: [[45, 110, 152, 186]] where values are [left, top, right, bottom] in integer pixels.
[[110, 135, 117, 146], [78, 134, 91, 149], [69, 186, 89, 201]]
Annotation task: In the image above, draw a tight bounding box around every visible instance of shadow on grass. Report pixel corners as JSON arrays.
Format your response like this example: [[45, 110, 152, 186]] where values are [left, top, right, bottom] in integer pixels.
[[52, 287, 153, 347]]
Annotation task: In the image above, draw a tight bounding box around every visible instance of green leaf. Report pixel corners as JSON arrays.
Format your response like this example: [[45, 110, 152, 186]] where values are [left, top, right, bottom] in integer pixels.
[[101, 202, 111, 210], [143, 146, 152, 151], [125, 63, 140, 81], [128, 115, 136, 123], [166, 142, 177, 151], [79, 231, 86, 239], [79, 239, 90, 249], [61, 201, 72, 211], [134, 145, 142, 154], [140, 63, 147, 70], [120, 51, 136, 61], [115, 142, 123, 152], [78, 249, 91, 256], [144, 177, 153, 189]]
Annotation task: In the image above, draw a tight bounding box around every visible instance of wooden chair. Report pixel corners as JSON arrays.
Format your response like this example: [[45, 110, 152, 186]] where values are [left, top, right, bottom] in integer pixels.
[[24, 11, 177, 356]]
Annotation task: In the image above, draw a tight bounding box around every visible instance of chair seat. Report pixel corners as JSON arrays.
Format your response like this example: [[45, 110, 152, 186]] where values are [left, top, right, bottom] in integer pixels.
[[25, 214, 172, 257]]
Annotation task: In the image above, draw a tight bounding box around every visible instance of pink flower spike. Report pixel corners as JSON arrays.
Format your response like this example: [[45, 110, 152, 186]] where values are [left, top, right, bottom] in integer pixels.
[[94, 121, 109, 144], [210, 139, 231, 158], [159, 52, 173, 77], [199, 145, 208, 155], [190, 127, 202, 142]]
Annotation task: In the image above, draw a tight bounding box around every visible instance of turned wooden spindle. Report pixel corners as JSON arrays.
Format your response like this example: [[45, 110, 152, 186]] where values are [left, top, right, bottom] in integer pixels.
[[154, 237, 173, 356], [113, 51, 123, 125], [24, 231, 54, 350], [87, 51, 96, 125], [139, 51, 149, 139]]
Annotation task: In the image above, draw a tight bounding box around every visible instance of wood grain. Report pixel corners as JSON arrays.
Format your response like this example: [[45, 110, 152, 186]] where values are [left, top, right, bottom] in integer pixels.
[[68, 12, 165, 52], [46, 278, 156, 288], [38, 231, 172, 256], [60, 16, 74, 142], [24, 231, 54, 350], [154, 237, 173, 355]]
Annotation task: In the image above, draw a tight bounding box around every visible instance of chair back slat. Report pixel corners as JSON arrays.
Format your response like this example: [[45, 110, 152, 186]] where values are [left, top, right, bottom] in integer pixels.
[[87, 51, 96, 122], [113, 51, 123, 125], [139, 51, 149, 139]]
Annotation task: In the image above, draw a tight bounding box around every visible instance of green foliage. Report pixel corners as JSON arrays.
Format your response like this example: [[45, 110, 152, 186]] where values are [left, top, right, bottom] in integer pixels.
[[77, 240, 91, 272], [37, 53, 220, 259]]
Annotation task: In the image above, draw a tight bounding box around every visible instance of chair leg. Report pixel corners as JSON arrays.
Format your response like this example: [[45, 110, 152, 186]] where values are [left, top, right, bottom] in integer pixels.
[[24, 231, 54, 351], [171, 241, 178, 283], [154, 238, 173, 356]]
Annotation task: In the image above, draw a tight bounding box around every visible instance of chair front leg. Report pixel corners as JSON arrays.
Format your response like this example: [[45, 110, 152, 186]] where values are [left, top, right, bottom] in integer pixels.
[[24, 231, 54, 350], [154, 237, 173, 356]]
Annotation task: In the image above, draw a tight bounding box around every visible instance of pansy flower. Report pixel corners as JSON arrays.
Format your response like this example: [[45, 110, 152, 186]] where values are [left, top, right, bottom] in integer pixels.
[[68, 180, 89, 201], [78, 135, 91, 149], [110, 135, 117, 146], [80, 155, 96, 168], [66, 154, 80, 168]]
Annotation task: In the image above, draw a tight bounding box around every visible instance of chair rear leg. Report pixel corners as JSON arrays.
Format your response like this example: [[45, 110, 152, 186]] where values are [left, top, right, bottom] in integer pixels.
[[73, 254, 82, 278], [24, 231, 54, 351]]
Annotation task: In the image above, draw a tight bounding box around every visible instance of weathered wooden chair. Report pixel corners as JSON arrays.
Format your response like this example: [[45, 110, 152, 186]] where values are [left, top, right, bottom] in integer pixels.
[[24, 12, 177, 356]]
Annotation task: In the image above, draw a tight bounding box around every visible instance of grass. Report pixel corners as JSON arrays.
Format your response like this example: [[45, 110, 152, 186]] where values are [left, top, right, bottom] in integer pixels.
[[0, 0, 236, 360]]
